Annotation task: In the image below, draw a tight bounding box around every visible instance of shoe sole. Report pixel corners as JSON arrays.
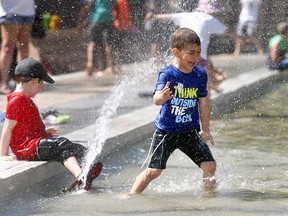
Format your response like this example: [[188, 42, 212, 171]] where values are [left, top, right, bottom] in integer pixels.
[[62, 162, 103, 193]]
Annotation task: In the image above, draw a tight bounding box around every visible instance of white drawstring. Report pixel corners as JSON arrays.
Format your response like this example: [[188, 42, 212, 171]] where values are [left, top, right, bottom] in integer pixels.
[[141, 131, 167, 170]]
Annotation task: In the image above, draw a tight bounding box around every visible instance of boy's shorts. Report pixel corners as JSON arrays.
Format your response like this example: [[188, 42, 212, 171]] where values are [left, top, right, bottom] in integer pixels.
[[148, 129, 215, 169], [0, 14, 34, 25], [266, 57, 288, 71], [35, 137, 87, 164]]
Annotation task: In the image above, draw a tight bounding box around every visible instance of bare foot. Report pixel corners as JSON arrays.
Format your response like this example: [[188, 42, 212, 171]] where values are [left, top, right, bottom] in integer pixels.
[[232, 51, 240, 57], [203, 175, 217, 193], [95, 71, 104, 78], [104, 66, 114, 75], [86, 63, 94, 76]]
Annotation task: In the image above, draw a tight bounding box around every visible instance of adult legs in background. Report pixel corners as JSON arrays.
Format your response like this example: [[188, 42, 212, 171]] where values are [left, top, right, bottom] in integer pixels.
[[0, 23, 17, 94], [0, 22, 32, 94], [86, 41, 95, 76]]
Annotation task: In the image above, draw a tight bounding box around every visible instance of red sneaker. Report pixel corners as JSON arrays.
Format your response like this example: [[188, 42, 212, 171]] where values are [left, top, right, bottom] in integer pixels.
[[83, 161, 103, 191]]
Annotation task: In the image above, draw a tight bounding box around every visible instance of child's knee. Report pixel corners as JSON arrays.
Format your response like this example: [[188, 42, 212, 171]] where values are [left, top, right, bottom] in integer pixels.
[[201, 161, 216, 174], [145, 168, 162, 180]]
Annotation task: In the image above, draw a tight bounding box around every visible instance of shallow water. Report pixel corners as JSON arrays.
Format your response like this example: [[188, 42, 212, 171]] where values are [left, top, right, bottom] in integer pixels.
[[1, 83, 288, 216]]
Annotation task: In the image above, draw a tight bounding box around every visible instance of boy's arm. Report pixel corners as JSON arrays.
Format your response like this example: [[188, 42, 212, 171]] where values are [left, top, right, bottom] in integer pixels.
[[0, 118, 17, 160], [198, 96, 214, 145], [270, 43, 280, 62], [153, 82, 173, 106], [153, 14, 173, 21]]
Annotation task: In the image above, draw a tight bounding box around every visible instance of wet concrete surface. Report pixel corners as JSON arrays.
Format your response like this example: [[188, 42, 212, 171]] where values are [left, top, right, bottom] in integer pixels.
[[1, 53, 281, 206]]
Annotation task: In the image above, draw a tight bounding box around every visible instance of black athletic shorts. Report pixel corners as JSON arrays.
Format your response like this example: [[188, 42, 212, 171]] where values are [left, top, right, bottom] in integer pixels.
[[35, 137, 87, 164], [148, 129, 215, 169], [88, 22, 116, 46]]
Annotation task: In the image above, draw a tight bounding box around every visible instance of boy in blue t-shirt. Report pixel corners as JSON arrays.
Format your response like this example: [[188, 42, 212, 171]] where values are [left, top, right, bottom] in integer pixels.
[[130, 28, 216, 194]]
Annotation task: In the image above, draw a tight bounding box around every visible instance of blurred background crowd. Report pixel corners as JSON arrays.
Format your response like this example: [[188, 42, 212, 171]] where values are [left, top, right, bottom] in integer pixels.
[[1, 0, 288, 80]]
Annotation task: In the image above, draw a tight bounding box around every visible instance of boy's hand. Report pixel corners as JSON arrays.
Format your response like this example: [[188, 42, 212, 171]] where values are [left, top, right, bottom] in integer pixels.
[[46, 127, 60, 136], [199, 130, 215, 145], [0, 155, 17, 161], [154, 82, 173, 105], [144, 11, 154, 20], [161, 82, 173, 101]]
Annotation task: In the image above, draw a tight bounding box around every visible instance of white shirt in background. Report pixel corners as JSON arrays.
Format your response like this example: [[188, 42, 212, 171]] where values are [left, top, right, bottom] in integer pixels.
[[172, 11, 227, 60], [238, 0, 261, 23], [0, 0, 35, 17]]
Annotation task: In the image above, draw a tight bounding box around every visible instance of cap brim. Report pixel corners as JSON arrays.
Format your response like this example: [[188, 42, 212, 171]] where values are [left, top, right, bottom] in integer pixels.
[[43, 75, 55, 84]]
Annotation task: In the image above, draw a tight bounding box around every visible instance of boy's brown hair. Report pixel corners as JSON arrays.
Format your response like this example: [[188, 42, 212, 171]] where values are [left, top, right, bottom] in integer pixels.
[[14, 75, 36, 84], [171, 28, 201, 50]]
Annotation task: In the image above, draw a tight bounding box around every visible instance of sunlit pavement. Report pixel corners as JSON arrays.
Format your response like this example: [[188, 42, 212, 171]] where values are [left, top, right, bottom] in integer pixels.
[[1, 53, 286, 203]]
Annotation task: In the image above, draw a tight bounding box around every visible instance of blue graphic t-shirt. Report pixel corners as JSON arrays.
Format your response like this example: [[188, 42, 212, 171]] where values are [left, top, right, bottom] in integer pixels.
[[154, 64, 208, 134]]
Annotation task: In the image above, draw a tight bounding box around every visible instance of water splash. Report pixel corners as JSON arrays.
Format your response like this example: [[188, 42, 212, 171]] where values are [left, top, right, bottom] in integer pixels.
[[80, 60, 158, 183]]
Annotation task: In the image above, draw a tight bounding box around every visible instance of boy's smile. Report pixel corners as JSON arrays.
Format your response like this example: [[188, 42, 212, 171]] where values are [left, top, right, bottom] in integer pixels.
[[173, 44, 201, 73]]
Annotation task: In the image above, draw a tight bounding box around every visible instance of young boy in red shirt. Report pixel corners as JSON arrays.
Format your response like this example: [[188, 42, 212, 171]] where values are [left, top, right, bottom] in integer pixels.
[[0, 58, 102, 191]]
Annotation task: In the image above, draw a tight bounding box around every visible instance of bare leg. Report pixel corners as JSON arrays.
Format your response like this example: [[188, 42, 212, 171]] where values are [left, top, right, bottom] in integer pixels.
[[95, 42, 105, 71], [63, 156, 82, 178], [0, 23, 18, 93], [251, 36, 264, 55], [104, 43, 113, 74], [233, 36, 242, 57], [130, 168, 162, 194], [200, 161, 217, 190], [86, 41, 95, 76], [16, 24, 32, 60]]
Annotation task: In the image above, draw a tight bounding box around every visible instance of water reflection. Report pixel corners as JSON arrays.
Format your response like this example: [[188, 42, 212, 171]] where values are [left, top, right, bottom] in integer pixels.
[[1, 84, 288, 216]]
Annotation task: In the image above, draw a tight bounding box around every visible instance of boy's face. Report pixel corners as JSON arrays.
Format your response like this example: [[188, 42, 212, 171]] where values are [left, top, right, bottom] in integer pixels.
[[173, 44, 201, 73]]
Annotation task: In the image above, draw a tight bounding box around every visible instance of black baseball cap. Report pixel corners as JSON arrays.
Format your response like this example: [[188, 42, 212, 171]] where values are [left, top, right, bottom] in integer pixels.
[[15, 58, 55, 84]]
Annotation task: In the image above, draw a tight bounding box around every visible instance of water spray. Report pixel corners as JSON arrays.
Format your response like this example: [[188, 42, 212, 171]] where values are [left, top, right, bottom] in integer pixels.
[[79, 61, 158, 185]]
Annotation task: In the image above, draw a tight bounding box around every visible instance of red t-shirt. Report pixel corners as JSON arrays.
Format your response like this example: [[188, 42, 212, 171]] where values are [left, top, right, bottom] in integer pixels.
[[5, 92, 49, 160], [112, 0, 132, 31]]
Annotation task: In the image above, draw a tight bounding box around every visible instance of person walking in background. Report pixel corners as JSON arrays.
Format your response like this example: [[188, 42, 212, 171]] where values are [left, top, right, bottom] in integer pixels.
[[112, 0, 133, 68], [130, 28, 216, 194], [144, 0, 178, 70], [112, 0, 132, 35], [0, 0, 35, 94], [266, 21, 288, 71], [79, 0, 117, 77], [233, 0, 264, 56], [0, 58, 102, 191]]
